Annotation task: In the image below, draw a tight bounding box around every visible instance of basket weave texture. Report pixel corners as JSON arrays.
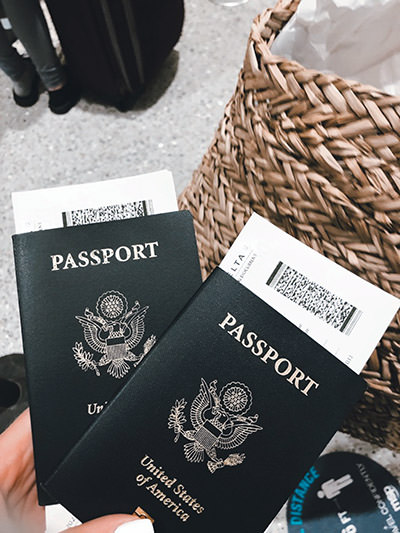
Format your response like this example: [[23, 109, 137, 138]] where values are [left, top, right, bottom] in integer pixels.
[[179, 0, 400, 450]]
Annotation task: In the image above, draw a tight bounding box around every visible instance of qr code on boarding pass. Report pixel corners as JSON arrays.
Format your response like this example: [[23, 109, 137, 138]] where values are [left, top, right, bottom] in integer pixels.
[[61, 199, 154, 227], [266, 262, 362, 335]]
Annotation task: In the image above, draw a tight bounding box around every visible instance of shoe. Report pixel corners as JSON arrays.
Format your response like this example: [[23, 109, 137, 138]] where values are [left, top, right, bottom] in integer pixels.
[[48, 80, 80, 115], [12, 61, 40, 108]]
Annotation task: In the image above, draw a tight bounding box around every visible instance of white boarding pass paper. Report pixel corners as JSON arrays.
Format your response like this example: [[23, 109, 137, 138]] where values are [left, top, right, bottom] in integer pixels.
[[45, 505, 81, 533], [220, 213, 399, 374], [12, 169, 177, 233]]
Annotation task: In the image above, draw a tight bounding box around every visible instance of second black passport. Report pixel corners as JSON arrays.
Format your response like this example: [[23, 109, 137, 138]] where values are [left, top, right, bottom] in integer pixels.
[[12, 211, 201, 504]]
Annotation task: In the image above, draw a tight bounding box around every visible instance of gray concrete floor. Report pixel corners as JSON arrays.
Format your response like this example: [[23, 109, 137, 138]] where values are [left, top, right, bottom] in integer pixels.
[[0, 0, 272, 357], [0, 2, 399, 532]]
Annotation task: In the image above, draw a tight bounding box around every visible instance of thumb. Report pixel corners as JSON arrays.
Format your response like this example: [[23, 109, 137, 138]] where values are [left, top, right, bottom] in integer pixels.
[[64, 515, 154, 533]]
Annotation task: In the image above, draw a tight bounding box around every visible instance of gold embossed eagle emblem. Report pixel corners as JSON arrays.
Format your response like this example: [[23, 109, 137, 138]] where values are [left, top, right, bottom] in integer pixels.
[[168, 379, 263, 473], [73, 290, 156, 379]]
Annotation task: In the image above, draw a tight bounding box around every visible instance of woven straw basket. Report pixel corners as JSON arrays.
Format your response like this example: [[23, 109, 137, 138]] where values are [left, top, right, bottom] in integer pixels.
[[179, 0, 400, 450]]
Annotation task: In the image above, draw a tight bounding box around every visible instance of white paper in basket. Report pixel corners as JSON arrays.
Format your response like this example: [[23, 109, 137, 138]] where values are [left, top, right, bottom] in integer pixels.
[[272, 0, 400, 96]]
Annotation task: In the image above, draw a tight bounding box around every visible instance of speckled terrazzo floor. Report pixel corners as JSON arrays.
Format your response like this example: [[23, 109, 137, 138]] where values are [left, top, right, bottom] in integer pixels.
[[0, 2, 399, 532], [0, 0, 273, 357]]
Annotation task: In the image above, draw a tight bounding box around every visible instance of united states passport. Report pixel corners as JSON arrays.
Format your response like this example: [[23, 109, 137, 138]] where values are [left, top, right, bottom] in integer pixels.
[[12, 211, 201, 505], [44, 268, 366, 532]]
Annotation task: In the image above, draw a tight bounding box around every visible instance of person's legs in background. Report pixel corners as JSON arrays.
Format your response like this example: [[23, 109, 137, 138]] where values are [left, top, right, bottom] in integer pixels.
[[1, 0, 79, 113], [2, 0, 65, 90], [0, 19, 39, 106]]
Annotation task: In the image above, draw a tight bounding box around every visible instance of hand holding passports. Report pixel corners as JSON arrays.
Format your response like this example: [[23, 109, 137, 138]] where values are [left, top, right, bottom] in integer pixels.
[[12, 175, 399, 532]]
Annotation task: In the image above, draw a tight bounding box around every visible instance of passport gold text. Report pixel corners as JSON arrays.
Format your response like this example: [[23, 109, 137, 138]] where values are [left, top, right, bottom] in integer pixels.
[[135, 454, 205, 523], [219, 312, 319, 396], [87, 401, 108, 415], [50, 241, 159, 271]]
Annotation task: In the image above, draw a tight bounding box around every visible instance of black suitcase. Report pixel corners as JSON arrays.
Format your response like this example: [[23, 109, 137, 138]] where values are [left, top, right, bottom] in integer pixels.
[[45, 0, 184, 109]]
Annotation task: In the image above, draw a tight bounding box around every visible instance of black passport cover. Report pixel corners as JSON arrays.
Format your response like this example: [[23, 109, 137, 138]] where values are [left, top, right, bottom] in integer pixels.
[[12, 211, 201, 505], [45, 269, 366, 532]]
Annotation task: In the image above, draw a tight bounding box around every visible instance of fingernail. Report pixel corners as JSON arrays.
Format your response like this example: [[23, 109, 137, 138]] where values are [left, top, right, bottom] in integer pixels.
[[115, 519, 154, 533]]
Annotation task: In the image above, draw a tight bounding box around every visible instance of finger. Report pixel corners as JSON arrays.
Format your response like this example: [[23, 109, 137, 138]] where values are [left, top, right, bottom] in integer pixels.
[[0, 408, 31, 444], [0, 409, 33, 468], [0, 409, 35, 490], [65, 515, 154, 533]]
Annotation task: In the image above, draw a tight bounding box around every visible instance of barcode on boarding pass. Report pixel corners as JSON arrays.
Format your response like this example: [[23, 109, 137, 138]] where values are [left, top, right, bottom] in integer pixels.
[[61, 199, 154, 227], [266, 262, 362, 335]]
